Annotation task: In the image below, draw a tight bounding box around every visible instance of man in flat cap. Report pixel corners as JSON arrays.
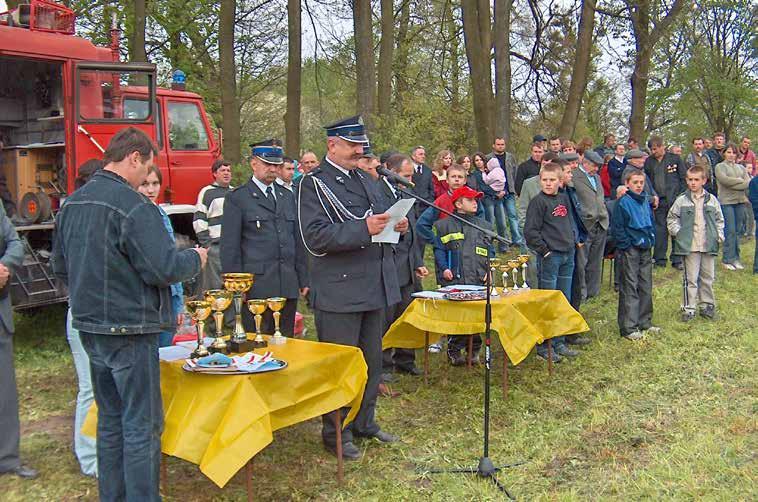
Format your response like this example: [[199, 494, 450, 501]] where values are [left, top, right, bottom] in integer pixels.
[[221, 140, 308, 337], [298, 116, 406, 459]]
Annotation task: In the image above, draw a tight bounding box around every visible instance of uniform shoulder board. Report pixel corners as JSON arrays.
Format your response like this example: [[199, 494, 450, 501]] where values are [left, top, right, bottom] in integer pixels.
[[309, 167, 322, 176]]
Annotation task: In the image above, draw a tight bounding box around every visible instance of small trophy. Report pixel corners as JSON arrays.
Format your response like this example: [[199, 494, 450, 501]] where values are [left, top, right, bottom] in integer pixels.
[[267, 297, 287, 345], [499, 264, 511, 294], [222, 272, 255, 353], [205, 289, 233, 353], [517, 254, 531, 289], [489, 258, 501, 296], [186, 299, 212, 359], [247, 299, 269, 348], [508, 260, 522, 291]]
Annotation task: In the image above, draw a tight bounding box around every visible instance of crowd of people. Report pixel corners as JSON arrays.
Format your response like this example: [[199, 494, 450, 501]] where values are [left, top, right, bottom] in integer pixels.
[[2, 118, 755, 502]]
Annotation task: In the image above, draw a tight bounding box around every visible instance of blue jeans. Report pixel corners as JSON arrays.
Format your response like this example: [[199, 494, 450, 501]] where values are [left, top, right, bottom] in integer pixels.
[[81, 333, 163, 502], [721, 203, 744, 264], [482, 196, 526, 250], [502, 194, 527, 250], [481, 197, 507, 250], [66, 309, 97, 477], [536, 249, 575, 351]]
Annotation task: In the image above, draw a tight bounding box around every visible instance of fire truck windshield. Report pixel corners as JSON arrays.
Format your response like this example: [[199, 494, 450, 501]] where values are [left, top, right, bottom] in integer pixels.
[[78, 67, 155, 122]]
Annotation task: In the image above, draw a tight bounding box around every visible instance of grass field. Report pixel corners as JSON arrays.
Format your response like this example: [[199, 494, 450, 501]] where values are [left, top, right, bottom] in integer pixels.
[[4, 241, 757, 501]]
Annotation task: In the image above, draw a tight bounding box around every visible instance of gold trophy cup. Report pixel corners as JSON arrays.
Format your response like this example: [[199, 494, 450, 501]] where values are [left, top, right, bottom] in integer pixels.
[[186, 299, 212, 359], [499, 264, 511, 294], [222, 273, 255, 353], [507, 260, 522, 290], [489, 258, 501, 296], [517, 254, 531, 289], [266, 297, 287, 345], [205, 289, 233, 353], [247, 299, 269, 348]]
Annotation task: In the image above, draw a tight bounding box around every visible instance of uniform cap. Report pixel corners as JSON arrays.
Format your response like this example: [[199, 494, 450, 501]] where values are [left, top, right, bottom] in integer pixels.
[[324, 115, 369, 144], [250, 139, 284, 165]]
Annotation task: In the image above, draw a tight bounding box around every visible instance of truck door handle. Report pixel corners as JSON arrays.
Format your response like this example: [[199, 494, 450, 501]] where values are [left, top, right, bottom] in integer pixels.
[[170, 160, 182, 166]]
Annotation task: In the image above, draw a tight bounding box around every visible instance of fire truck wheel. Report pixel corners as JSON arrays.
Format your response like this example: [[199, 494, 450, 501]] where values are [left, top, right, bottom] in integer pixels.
[[19, 191, 52, 224]]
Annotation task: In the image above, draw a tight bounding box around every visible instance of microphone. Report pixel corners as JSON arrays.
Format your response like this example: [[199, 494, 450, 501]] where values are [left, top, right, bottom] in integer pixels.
[[377, 166, 415, 189]]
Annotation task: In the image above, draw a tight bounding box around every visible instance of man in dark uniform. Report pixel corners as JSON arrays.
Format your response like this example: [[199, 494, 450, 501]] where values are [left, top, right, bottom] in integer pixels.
[[379, 153, 428, 376], [297, 116, 406, 460], [221, 140, 308, 337]]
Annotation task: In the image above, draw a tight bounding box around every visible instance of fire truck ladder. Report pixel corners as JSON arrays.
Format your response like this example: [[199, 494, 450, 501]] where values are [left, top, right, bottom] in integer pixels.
[[13, 224, 61, 300]]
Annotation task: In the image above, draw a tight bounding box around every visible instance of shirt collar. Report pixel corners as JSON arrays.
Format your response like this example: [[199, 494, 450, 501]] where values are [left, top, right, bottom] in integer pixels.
[[275, 178, 292, 190], [251, 175, 275, 197], [325, 156, 352, 177]]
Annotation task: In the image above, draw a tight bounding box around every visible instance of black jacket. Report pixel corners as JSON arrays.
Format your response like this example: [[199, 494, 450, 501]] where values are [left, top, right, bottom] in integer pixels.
[[221, 178, 307, 299], [411, 163, 435, 202], [524, 191, 577, 256], [644, 152, 687, 203], [298, 160, 400, 313], [433, 213, 493, 285], [515, 158, 541, 196]]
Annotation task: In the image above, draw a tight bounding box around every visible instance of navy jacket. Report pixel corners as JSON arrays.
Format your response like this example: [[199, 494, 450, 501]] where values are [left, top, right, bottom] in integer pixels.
[[52, 170, 201, 335], [611, 190, 656, 250], [221, 178, 307, 299]]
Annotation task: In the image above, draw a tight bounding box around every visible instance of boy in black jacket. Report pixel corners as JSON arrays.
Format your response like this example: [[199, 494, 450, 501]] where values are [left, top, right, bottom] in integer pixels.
[[524, 163, 581, 363], [433, 186, 494, 366]]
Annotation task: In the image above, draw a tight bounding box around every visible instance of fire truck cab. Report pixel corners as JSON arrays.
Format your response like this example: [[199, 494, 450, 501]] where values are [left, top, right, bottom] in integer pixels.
[[0, 1, 220, 309]]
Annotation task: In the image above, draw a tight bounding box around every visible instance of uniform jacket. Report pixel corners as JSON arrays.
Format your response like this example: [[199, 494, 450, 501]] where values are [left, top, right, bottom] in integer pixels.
[[51, 170, 201, 335], [572, 167, 610, 230], [643, 152, 686, 203], [0, 205, 24, 333], [433, 213, 493, 285], [378, 179, 423, 288], [221, 178, 307, 299], [607, 156, 626, 198], [298, 159, 400, 313], [667, 190, 724, 256], [411, 163, 435, 202]]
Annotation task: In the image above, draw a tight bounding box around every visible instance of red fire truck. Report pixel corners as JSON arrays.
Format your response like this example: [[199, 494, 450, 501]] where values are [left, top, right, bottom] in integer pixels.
[[0, 1, 221, 309]]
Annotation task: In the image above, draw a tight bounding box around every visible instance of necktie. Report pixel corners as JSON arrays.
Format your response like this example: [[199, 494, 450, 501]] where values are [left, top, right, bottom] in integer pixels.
[[266, 186, 276, 207]]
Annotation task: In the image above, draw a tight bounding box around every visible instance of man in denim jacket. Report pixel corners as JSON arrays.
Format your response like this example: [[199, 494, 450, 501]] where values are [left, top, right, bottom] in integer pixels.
[[52, 128, 206, 501]]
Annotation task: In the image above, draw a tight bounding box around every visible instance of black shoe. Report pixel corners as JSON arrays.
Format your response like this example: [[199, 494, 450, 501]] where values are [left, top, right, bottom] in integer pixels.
[[395, 365, 422, 376], [448, 351, 466, 366], [554, 344, 579, 357], [356, 430, 399, 443], [1, 465, 38, 479], [672, 262, 684, 270], [565, 335, 591, 345], [699, 305, 716, 319], [325, 441, 361, 460], [469, 351, 481, 365]]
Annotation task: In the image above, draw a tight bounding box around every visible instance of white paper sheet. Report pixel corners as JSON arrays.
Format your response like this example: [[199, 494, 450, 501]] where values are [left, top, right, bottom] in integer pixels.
[[159, 345, 193, 361], [371, 198, 416, 244], [411, 290, 447, 299]]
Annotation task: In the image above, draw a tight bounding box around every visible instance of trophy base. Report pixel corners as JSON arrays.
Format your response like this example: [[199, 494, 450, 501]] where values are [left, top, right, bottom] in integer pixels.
[[229, 338, 258, 354], [208, 345, 229, 355]]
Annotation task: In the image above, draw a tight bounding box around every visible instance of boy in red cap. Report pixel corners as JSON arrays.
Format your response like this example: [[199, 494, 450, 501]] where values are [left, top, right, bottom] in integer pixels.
[[432, 186, 495, 365]]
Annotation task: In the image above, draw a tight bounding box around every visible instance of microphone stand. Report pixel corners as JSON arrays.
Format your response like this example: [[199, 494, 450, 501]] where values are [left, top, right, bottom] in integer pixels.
[[392, 184, 524, 499]]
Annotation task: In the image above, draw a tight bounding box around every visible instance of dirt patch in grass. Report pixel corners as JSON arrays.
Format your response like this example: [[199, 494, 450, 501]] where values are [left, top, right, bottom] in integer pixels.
[[21, 413, 74, 445]]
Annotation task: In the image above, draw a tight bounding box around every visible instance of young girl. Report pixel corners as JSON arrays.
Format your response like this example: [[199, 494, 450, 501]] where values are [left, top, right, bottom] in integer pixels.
[[138, 166, 185, 346], [714, 143, 750, 270], [432, 149, 453, 198]]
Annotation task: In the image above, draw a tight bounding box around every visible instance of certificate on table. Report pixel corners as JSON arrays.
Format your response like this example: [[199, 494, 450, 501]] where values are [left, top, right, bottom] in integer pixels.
[[371, 198, 415, 244]]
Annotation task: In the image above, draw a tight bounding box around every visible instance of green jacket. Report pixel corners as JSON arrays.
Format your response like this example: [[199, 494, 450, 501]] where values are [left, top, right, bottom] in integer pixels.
[[666, 190, 725, 256]]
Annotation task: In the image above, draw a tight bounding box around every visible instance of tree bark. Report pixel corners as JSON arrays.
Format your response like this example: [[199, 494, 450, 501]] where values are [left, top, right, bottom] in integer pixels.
[[353, 0, 376, 130], [461, 0, 494, 151], [219, 0, 241, 164], [493, 0, 512, 141], [129, 0, 148, 62], [447, 1, 461, 115], [377, 0, 394, 120], [393, 0, 411, 113], [557, 0, 595, 139], [285, 0, 302, 157]]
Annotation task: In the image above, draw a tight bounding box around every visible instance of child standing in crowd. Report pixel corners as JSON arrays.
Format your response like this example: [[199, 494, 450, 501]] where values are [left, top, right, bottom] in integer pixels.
[[433, 186, 493, 366], [138, 165, 185, 347], [612, 171, 660, 340], [524, 163, 580, 362], [667, 166, 725, 321]]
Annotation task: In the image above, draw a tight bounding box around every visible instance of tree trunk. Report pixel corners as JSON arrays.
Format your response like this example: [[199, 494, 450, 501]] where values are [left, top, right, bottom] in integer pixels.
[[557, 0, 595, 139], [353, 0, 376, 130], [393, 0, 411, 113], [448, 2, 460, 114], [285, 0, 302, 157], [129, 0, 148, 62], [377, 0, 394, 120], [461, 0, 494, 151], [629, 47, 651, 141], [493, 0, 512, 141], [219, 0, 241, 164]]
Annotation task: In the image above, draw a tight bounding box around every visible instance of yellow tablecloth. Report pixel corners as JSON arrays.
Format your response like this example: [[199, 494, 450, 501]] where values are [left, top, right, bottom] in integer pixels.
[[382, 289, 589, 365], [83, 337, 367, 488]]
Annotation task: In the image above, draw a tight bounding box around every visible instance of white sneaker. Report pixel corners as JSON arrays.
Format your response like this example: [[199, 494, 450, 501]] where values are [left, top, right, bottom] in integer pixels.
[[723, 263, 737, 271], [734, 261, 745, 270], [428, 343, 442, 353], [645, 326, 662, 335], [625, 331, 644, 340]]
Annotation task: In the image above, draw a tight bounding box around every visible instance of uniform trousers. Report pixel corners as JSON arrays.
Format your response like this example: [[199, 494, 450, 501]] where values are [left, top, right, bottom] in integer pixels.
[[315, 308, 383, 446], [0, 327, 20, 473], [242, 298, 298, 338], [682, 252, 715, 313], [617, 247, 654, 336], [383, 283, 416, 372]]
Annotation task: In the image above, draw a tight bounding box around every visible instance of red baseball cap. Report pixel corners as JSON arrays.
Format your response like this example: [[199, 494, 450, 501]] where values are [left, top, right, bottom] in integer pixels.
[[451, 186, 483, 203]]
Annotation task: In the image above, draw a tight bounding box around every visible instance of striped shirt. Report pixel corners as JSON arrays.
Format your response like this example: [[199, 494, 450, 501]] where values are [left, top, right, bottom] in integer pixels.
[[193, 183, 232, 246]]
